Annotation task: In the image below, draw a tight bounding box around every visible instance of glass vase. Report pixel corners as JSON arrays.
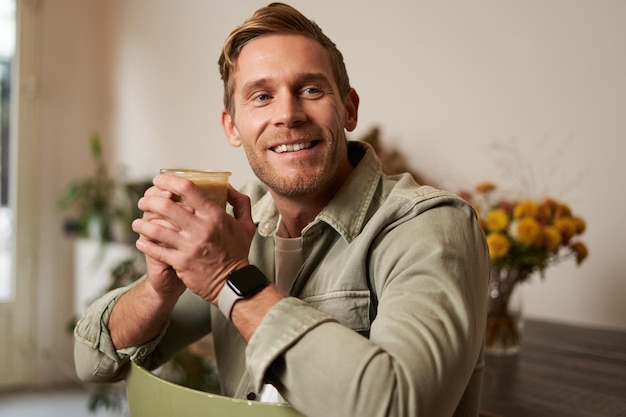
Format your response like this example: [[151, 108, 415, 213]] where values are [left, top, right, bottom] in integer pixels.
[[485, 266, 525, 356]]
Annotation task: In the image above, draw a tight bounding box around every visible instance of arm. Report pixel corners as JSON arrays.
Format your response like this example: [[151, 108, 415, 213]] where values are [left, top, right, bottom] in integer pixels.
[[244, 203, 490, 417], [73, 279, 213, 383], [74, 180, 210, 382], [108, 276, 183, 349]]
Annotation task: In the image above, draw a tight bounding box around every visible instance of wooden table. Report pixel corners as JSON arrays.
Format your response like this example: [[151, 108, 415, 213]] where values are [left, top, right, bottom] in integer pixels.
[[480, 319, 626, 417]]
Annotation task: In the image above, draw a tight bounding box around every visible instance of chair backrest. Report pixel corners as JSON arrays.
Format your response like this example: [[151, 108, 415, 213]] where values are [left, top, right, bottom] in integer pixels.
[[126, 362, 306, 417]]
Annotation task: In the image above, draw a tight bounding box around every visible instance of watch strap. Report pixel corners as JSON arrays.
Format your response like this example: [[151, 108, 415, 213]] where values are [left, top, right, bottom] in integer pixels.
[[218, 281, 241, 320], [217, 265, 269, 320]]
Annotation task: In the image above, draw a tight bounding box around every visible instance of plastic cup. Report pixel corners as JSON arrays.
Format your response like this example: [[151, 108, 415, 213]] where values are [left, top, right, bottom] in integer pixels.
[[159, 169, 231, 208]]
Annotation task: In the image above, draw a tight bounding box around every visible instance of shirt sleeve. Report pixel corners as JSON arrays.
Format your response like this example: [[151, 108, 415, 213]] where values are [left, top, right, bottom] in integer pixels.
[[74, 278, 214, 383], [245, 201, 489, 417], [73, 278, 171, 383]]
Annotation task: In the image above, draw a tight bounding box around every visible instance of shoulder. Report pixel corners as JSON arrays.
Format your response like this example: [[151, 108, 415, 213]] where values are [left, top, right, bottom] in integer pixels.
[[381, 173, 474, 218]]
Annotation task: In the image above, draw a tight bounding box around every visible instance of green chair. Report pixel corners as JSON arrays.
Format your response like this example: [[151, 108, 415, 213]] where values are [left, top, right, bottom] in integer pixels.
[[126, 362, 306, 416]]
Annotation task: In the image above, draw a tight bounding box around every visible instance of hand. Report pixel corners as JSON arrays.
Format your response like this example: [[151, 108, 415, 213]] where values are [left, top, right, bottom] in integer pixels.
[[132, 175, 256, 304], [136, 184, 187, 300]]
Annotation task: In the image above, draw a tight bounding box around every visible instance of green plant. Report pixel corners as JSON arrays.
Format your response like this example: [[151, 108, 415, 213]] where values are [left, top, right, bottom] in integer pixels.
[[59, 133, 132, 242]]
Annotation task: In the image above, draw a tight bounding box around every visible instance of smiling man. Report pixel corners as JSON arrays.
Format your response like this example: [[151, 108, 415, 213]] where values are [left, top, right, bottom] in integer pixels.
[[74, 3, 490, 416]]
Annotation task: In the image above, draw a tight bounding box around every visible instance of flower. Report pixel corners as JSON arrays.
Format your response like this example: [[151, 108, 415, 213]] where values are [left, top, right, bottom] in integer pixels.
[[461, 182, 589, 280]]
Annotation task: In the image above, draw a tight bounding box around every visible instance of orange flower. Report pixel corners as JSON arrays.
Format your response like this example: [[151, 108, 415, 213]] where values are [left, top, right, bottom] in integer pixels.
[[554, 217, 576, 241], [555, 202, 572, 218], [571, 242, 589, 265], [484, 208, 509, 232], [475, 181, 496, 194], [572, 216, 586, 234], [459, 182, 588, 276], [539, 198, 558, 219], [486, 232, 511, 259]]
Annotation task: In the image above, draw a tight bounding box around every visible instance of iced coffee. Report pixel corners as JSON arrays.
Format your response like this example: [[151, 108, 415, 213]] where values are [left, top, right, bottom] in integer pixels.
[[159, 169, 231, 208]]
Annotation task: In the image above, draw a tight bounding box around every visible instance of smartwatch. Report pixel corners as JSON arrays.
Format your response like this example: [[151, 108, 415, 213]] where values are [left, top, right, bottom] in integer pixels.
[[218, 265, 269, 319]]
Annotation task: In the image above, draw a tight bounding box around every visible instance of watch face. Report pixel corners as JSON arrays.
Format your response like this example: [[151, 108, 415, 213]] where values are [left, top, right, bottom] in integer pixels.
[[227, 266, 269, 297]]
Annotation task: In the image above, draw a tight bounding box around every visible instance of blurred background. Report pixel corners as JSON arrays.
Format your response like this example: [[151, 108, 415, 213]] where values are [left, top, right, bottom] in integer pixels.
[[0, 0, 624, 411]]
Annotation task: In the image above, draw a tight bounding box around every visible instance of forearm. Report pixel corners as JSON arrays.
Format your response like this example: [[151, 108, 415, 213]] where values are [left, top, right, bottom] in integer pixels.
[[248, 295, 482, 417], [230, 284, 285, 342], [109, 277, 182, 349]]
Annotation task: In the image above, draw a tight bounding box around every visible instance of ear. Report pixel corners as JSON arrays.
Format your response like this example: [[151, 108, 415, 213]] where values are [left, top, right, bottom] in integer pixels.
[[221, 109, 242, 147], [343, 89, 360, 132]]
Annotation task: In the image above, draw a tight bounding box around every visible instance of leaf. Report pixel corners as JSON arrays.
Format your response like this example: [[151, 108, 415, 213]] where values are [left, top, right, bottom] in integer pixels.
[[90, 132, 103, 159]]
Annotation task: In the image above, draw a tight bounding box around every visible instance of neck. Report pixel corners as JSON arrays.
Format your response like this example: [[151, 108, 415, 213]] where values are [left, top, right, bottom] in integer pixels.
[[270, 193, 324, 238], [271, 156, 355, 238]]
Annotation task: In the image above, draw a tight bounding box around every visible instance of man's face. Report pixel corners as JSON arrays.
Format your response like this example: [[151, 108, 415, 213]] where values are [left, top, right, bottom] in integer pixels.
[[222, 33, 358, 199]]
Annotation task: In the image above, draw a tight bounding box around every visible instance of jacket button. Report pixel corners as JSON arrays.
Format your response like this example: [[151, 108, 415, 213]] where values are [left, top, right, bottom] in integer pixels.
[[247, 392, 257, 400]]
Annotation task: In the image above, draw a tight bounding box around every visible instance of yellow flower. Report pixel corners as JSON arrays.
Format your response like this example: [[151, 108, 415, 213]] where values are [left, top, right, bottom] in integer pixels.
[[514, 217, 541, 246], [459, 182, 588, 275], [484, 208, 509, 232], [541, 226, 562, 252], [486, 232, 511, 259], [570, 242, 589, 265], [513, 200, 539, 219]]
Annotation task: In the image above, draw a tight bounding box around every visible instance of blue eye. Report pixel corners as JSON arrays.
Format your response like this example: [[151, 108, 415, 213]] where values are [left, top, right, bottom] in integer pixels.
[[302, 87, 323, 97]]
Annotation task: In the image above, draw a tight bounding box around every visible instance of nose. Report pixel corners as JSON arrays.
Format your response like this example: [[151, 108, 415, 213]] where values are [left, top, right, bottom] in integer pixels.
[[273, 93, 306, 128]]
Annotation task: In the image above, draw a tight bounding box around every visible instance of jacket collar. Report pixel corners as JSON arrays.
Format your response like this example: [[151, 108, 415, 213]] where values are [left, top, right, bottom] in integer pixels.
[[252, 141, 382, 244]]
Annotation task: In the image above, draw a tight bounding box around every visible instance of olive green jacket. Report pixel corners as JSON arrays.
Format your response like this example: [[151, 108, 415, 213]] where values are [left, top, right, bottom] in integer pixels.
[[74, 141, 489, 417]]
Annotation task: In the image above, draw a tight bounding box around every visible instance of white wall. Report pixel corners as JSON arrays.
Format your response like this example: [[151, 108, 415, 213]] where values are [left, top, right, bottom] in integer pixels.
[[33, 0, 625, 383], [34, 0, 109, 385], [106, 0, 626, 331]]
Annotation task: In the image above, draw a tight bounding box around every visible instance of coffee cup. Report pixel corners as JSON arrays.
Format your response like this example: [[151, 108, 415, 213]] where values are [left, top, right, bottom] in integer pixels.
[[159, 169, 231, 208]]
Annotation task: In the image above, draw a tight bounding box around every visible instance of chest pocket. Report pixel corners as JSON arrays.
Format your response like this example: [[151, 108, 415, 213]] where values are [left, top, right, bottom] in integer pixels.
[[301, 290, 371, 333]]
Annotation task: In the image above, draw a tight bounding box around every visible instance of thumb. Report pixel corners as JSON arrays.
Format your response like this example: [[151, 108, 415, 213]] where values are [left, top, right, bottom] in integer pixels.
[[227, 185, 255, 233]]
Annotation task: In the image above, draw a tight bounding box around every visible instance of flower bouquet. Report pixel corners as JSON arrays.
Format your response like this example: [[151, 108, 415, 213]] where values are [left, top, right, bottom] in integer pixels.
[[460, 182, 588, 354]]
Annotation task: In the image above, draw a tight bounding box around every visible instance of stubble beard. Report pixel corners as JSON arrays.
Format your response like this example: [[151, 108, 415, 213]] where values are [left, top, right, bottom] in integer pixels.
[[243, 134, 344, 198]]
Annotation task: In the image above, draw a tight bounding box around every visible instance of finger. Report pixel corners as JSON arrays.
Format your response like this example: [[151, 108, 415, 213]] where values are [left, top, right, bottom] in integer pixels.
[[132, 218, 180, 246], [228, 185, 252, 221], [138, 193, 192, 224], [154, 174, 229, 213], [151, 217, 181, 231], [144, 182, 177, 201], [228, 185, 255, 235], [136, 236, 169, 263], [153, 174, 205, 207]]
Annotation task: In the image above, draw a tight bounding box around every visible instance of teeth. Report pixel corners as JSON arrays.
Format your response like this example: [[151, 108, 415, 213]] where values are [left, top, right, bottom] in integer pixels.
[[273, 141, 312, 153]]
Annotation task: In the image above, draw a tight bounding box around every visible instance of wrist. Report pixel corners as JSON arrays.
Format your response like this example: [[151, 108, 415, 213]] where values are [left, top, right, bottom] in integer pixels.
[[218, 265, 269, 320], [230, 285, 284, 342], [144, 274, 185, 310]]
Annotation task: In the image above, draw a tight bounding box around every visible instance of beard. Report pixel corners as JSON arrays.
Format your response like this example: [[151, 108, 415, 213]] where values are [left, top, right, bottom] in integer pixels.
[[242, 128, 348, 198]]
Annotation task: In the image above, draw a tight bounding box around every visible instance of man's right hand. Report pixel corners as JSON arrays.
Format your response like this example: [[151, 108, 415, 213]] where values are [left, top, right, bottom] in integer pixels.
[[108, 183, 188, 350], [138, 184, 187, 301]]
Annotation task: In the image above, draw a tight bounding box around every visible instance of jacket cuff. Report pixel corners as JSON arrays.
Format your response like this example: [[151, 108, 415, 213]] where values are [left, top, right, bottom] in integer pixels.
[[245, 297, 337, 392]]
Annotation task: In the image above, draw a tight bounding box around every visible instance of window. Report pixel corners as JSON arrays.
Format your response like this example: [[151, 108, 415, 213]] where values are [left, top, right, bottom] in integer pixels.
[[0, 0, 15, 301]]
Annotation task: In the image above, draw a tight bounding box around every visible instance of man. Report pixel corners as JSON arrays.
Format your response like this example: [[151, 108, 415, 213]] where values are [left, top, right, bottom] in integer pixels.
[[74, 3, 489, 416]]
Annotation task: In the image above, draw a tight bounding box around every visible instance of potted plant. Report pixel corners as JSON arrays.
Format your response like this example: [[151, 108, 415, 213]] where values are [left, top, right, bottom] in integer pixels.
[[59, 132, 139, 243]]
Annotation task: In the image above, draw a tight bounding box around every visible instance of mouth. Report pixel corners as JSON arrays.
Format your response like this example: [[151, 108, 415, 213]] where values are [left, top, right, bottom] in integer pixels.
[[271, 141, 314, 154]]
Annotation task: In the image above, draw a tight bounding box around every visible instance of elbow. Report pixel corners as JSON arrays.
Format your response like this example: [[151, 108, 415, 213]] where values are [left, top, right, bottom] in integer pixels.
[[74, 338, 128, 383]]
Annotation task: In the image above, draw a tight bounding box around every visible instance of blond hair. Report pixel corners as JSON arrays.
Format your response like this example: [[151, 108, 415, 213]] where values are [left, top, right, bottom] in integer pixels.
[[218, 3, 351, 114]]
